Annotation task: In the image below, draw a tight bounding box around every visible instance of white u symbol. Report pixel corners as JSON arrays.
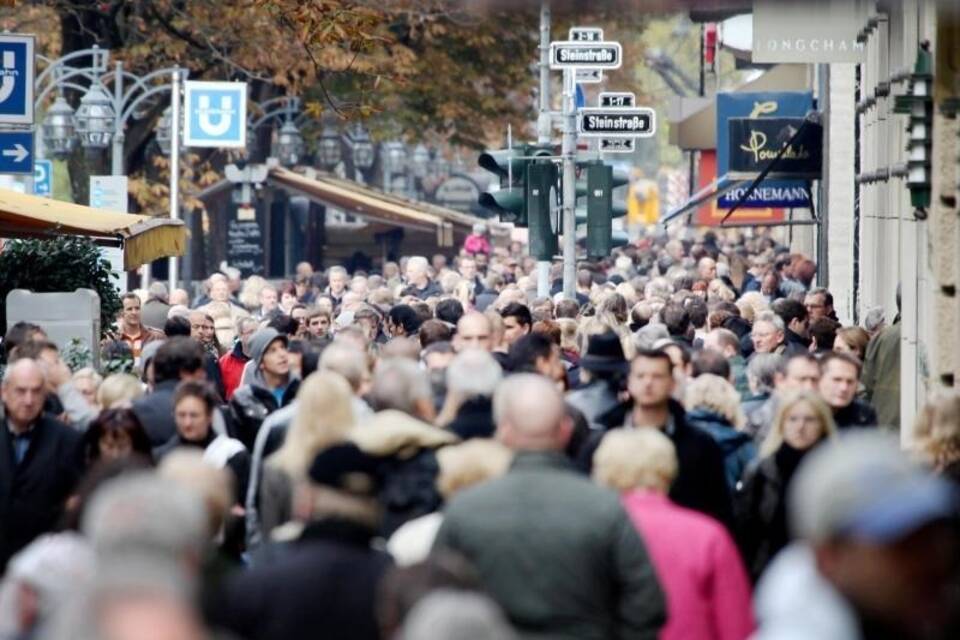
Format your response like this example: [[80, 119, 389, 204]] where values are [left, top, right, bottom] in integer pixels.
[[197, 94, 233, 136], [0, 51, 17, 105]]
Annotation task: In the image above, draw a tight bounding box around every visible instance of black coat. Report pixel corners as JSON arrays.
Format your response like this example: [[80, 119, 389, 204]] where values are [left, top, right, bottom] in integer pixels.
[[229, 379, 301, 450], [209, 520, 392, 640], [446, 397, 495, 440], [0, 414, 84, 570], [132, 379, 180, 447], [833, 399, 878, 430], [584, 399, 734, 530]]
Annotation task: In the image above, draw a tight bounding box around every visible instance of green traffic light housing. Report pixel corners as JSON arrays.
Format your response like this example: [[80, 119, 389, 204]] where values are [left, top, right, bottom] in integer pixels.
[[477, 144, 554, 225]]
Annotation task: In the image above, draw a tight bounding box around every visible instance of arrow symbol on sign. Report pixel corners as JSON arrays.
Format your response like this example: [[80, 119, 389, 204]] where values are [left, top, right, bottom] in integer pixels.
[[2, 143, 28, 162]]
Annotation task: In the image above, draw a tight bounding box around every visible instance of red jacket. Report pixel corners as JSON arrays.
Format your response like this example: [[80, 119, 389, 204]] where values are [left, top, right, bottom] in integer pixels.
[[219, 346, 249, 401]]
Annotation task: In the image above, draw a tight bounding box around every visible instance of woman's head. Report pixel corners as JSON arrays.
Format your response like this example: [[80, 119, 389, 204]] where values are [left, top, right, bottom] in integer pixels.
[[762, 390, 836, 456], [436, 439, 513, 500], [85, 408, 153, 464], [73, 367, 103, 409], [173, 380, 218, 443], [683, 373, 746, 429], [593, 428, 678, 493], [269, 372, 356, 476], [913, 389, 960, 469], [834, 326, 870, 362], [96, 373, 144, 409]]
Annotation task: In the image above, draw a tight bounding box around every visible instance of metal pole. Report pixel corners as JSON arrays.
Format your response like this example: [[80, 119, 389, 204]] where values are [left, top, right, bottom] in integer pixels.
[[561, 68, 577, 300], [111, 61, 124, 176], [168, 69, 181, 291], [536, 1, 552, 298]]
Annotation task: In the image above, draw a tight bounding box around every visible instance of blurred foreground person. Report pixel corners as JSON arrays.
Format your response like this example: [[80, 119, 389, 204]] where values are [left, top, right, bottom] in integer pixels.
[[434, 374, 666, 639], [594, 429, 755, 640], [754, 431, 960, 639]]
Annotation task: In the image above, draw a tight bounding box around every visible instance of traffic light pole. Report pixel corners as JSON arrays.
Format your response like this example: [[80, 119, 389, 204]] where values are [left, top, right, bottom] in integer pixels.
[[561, 67, 577, 300], [536, 1, 552, 298]]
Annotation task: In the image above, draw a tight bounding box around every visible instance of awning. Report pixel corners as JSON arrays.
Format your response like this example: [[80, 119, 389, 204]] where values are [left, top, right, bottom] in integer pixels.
[[268, 167, 494, 247], [0, 188, 186, 270]]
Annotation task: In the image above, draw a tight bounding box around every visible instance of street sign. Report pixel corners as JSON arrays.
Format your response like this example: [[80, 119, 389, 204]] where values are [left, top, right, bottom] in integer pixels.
[[34, 159, 52, 197], [89, 175, 129, 212], [575, 68, 603, 84], [549, 41, 622, 70], [599, 92, 636, 107], [184, 81, 247, 148], [569, 27, 603, 42], [0, 34, 35, 125], [599, 138, 636, 153], [578, 107, 656, 138], [0, 130, 33, 174]]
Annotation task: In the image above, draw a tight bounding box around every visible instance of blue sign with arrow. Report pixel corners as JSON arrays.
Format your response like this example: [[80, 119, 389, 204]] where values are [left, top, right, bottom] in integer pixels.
[[34, 158, 52, 196], [0, 130, 33, 175], [0, 34, 35, 125]]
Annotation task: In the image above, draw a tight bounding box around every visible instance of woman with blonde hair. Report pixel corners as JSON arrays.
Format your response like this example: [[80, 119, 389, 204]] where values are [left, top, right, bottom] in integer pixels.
[[913, 389, 960, 483], [593, 429, 755, 640], [833, 326, 870, 362], [735, 390, 836, 580], [257, 371, 357, 540], [683, 374, 755, 491], [96, 372, 144, 409]]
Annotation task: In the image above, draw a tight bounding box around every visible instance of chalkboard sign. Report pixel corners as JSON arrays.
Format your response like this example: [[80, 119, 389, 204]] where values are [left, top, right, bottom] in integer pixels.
[[227, 219, 265, 277]]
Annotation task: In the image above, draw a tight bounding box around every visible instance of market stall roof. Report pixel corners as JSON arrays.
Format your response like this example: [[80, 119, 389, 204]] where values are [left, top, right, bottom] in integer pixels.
[[0, 188, 186, 270]]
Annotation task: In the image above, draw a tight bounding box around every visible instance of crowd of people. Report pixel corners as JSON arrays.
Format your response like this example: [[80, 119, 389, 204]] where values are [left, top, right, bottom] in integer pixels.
[[0, 226, 958, 640]]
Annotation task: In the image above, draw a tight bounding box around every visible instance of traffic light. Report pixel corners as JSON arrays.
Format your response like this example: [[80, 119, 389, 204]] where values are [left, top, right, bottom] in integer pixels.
[[572, 161, 629, 258], [526, 162, 559, 259], [477, 144, 553, 225]]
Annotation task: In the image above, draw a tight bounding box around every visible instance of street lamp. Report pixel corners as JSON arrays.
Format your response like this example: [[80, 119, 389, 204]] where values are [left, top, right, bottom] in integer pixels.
[[74, 84, 115, 149], [42, 95, 76, 159], [318, 124, 342, 169], [411, 143, 430, 180], [350, 125, 375, 172], [274, 119, 304, 168], [155, 105, 172, 155]]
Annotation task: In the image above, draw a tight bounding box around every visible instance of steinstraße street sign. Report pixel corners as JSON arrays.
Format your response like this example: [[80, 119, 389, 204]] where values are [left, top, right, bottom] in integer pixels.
[[0, 34, 35, 125], [578, 107, 656, 138], [184, 81, 247, 148], [550, 41, 622, 70], [0, 130, 33, 174], [34, 159, 52, 196]]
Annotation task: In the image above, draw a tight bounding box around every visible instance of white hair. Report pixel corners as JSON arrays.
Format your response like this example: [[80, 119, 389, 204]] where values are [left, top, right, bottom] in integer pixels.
[[406, 256, 429, 272], [754, 310, 785, 333], [446, 350, 502, 398], [369, 358, 432, 414]]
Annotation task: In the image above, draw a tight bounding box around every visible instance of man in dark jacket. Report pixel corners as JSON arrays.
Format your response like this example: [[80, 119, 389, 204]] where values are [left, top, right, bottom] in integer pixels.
[[819, 351, 878, 429], [401, 256, 442, 300], [566, 331, 628, 430], [771, 298, 810, 356], [586, 349, 734, 529], [229, 328, 300, 450], [211, 443, 392, 640], [133, 337, 207, 446], [0, 359, 84, 571], [434, 374, 665, 640]]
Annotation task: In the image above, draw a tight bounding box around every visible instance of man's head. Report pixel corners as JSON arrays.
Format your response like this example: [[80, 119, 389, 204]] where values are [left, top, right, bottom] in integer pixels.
[[235, 317, 258, 357], [306, 308, 332, 340], [818, 351, 862, 410], [751, 311, 786, 354], [660, 303, 690, 340], [777, 353, 821, 392], [405, 256, 430, 288], [627, 349, 675, 410], [499, 302, 532, 348], [805, 287, 834, 321], [790, 431, 959, 633], [697, 257, 717, 281], [388, 305, 423, 338], [703, 328, 741, 359], [152, 337, 205, 385], [772, 298, 809, 338], [2, 359, 47, 430], [259, 285, 278, 312], [368, 358, 434, 421], [458, 257, 476, 281], [508, 333, 562, 381], [454, 313, 493, 353], [435, 299, 464, 326], [208, 279, 230, 304], [327, 266, 348, 295], [187, 312, 214, 345], [120, 293, 142, 330], [494, 374, 568, 452], [147, 282, 169, 303]]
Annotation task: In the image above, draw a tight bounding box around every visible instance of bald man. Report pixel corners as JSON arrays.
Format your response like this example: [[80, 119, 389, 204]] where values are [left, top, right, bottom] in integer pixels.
[[434, 374, 665, 639], [0, 359, 84, 571], [453, 312, 494, 353]]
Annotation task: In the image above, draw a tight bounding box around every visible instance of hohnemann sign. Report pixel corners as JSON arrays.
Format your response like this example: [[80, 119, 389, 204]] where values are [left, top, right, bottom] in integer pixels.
[[728, 117, 822, 179]]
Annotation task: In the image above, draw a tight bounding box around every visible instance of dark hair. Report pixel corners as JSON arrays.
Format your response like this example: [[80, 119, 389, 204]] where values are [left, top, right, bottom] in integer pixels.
[[532, 320, 561, 346], [508, 332, 555, 373], [500, 302, 532, 328], [389, 304, 423, 336], [808, 287, 834, 307], [633, 348, 674, 373], [820, 350, 862, 376], [691, 349, 731, 380], [411, 302, 432, 324], [278, 280, 297, 297], [2, 321, 43, 363], [173, 380, 219, 416], [423, 341, 455, 359], [418, 319, 453, 349], [8, 339, 58, 362], [268, 314, 300, 337], [661, 303, 690, 338], [435, 299, 464, 325], [673, 275, 695, 292], [809, 317, 841, 351], [84, 408, 153, 464], [164, 315, 192, 337], [685, 299, 708, 329], [302, 350, 321, 378], [120, 292, 140, 306], [772, 298, 808, 326], [153, 337, 204, 384], [785, 352, 821, 375], [554, 299, 580, 319]]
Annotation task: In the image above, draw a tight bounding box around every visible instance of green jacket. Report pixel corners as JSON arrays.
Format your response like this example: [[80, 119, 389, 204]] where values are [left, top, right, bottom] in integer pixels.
[[862, 321, 900, 431], [730, 354, 751, 399], [433, 451, 666, 640]]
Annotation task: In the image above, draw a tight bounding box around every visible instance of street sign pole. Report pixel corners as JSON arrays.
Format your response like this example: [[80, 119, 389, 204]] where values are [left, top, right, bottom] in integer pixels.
[[168, 68, 181, 292], [536, 1, 551, 298], [561, 67, 577, 300]]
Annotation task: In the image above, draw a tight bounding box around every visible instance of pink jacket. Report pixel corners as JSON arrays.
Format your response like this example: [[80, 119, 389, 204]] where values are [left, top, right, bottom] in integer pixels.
[[621, 491, 755, 640]]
